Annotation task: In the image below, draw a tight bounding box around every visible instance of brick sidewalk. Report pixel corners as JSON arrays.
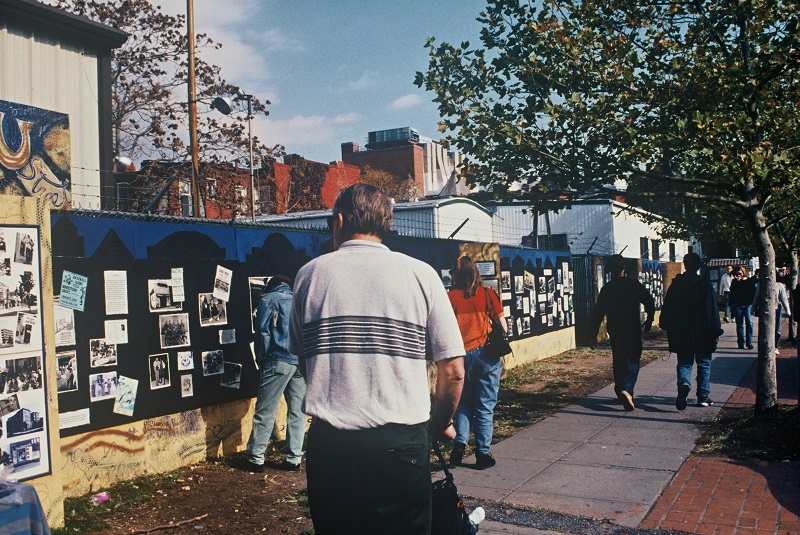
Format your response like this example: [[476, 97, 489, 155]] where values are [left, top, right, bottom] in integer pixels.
[[641, 349, 799, 535]]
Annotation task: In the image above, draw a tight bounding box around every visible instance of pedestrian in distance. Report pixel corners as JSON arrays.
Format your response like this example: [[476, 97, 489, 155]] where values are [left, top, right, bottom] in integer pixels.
[[290, 184, 465, 535], [729, 266, 756, 349], [236, 274, 307, 473], [719, 265, 733, 323], [660, 253, 723, 409], [589, 254, 655, 411], [447, 255, 508, 470], [751, 271, 791, 354]]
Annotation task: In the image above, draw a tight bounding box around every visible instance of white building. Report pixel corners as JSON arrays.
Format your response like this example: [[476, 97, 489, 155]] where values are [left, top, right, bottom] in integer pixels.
[[488, 199, 699, 260], [254, 197, 494, 243]]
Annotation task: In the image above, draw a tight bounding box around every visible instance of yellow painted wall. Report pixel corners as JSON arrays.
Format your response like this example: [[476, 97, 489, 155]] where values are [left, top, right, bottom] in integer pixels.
[[506, 327, 576, 369], [0, 195, 64, 527]]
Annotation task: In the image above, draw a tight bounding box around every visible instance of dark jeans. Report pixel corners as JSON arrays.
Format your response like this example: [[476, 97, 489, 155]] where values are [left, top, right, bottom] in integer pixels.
[[306, 419, 431, 535], [610, 332, 642, 397], [731, 304, 753, 346]]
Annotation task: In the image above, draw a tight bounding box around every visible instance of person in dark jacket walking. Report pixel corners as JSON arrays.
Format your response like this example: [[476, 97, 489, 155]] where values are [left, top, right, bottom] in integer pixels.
[[236, 274, 307, 473], [590, 254, 656, 411], [729, 266, 756, 349], [660, 253, 724, 409]]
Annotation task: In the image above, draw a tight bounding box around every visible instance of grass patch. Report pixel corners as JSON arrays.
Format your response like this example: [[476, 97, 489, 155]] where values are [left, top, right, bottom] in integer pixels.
[[52, 469, 187, 534], [695, 404, 800, 461]]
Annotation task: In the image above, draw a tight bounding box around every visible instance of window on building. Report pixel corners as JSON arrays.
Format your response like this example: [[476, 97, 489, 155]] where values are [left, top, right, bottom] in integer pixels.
[[669, 243, 676, 262], [180, 194, 193, 217], [640, 237, 650, 260], [651, 239, 661, 261]]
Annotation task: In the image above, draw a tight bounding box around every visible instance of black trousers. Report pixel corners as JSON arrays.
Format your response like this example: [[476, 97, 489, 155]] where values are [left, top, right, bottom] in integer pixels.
[[610, 332, 642, 397], [306, 419, 432, 535]]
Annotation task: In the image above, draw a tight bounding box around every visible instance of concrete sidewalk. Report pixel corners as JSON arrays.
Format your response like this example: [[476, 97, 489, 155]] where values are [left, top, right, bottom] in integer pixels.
[[451, 322, 758, 534]]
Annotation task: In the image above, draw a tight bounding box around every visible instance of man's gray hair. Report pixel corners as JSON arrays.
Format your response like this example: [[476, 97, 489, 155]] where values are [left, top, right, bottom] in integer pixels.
[[333, 184, 393, 239]]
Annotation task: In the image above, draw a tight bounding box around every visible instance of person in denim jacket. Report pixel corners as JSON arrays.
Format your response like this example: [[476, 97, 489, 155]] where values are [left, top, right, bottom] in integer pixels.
[[237, 274, 307, 473]]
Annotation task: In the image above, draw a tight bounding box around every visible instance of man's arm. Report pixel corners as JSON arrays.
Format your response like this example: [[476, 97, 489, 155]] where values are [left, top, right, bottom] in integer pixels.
[[428, 356, 465, 441]]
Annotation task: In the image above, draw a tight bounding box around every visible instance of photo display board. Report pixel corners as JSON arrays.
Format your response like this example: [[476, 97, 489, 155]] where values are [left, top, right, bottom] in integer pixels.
[[0, 225, 51, 481]]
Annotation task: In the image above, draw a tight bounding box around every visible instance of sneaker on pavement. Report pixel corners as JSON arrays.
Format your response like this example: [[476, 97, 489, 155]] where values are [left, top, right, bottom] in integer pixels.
[[232, 457, 264, 473], [475, 452, 496, 470], [746, 344, 754, 350], [697, 398, 714, 407], [723, 317, 730, 323], [676, 384, 690, 411], [449, 443, 466, 467], [620, 390, 635, 411]]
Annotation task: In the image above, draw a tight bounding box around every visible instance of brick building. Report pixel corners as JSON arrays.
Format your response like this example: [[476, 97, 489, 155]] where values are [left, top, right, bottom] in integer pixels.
[[341, 127, 465, 197]]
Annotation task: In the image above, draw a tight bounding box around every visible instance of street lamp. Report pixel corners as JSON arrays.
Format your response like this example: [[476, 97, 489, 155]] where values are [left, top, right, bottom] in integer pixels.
[[212, 93, 256, 222]]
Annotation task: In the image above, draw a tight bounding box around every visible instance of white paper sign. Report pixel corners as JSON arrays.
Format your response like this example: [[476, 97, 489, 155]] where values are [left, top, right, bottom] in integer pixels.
[[171, 267, 185, 302], [59, 408, 91, 430], [104, 270, 129, 315], [213, 265, 233, 302], [105, 319, 129, 345], [54, 302, 76, 347]]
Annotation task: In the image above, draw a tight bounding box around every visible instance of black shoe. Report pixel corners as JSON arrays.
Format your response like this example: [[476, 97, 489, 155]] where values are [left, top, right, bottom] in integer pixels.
[[620, 390, 635, 411], [746, 344, 754, 350], [697, 398, 714, 407], [738, 343, 745, 349], [267, 460, 301, 472], [449, 443, 466, 467], [232, 457, 264, 473], [723, 317, 730, 323], [676, 384, 690, 411], [475, 452, 496, 470]]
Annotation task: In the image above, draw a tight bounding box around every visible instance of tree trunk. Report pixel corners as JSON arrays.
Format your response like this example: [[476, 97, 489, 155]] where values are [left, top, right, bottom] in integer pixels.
[[751, 207, 778, 414]]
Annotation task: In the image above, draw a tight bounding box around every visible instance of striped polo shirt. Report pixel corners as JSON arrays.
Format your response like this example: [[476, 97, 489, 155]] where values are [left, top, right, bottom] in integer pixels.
[[290, 239, 465, 430]]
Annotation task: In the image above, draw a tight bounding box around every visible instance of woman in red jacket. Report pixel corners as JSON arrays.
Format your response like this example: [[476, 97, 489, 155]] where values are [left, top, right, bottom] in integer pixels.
[[447, 256, 507, 469]]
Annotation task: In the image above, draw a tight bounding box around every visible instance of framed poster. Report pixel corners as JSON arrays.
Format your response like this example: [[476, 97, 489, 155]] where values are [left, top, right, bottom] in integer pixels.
[[0, 225, 50, 482]]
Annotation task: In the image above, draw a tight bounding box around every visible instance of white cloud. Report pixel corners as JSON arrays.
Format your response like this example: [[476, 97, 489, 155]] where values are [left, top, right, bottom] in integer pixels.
[[256, 114, 344, 149], [390, 94, 423, 110], [345, 71, 380, 91], [333, 113, 360, 124]]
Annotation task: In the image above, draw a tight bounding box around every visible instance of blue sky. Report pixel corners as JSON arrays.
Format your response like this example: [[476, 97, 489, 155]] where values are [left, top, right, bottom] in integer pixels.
[[157, 0, 488, 164]]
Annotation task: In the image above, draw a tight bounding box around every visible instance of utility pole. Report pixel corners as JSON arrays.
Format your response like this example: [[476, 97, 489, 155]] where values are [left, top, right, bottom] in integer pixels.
[[187, 0, 202, 217]]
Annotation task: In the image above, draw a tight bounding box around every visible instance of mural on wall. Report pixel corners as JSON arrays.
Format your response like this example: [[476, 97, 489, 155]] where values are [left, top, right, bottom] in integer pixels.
[[639, 259, 666, 309], [0, 225, 51, 482], [500, 249, 574, 339], [0, 100, 71, 208]]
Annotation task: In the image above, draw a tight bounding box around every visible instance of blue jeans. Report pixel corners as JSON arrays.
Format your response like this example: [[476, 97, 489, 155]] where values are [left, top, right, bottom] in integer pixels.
[[454, 344, 502, 455], [722, 292, 730, 318], [676, 352, 712, 400], [246, 359, 307, 465], [610, 332, 642, 398], [731, 304, 753, 346]]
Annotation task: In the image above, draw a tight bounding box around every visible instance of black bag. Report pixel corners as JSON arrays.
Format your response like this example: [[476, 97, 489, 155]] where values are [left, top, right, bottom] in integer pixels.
[[483, 288, 512, 359], [431, 441, 479, 535]]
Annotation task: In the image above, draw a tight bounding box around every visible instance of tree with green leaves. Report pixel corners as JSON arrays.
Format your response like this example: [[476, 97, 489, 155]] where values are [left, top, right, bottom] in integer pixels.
[[53, 0, 283, 206], [417, 0, 800, 413]]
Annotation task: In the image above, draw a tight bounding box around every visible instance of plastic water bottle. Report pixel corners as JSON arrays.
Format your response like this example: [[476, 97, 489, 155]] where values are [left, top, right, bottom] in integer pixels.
[[91, 491, 110, 505], [468, 506, 485, 526]]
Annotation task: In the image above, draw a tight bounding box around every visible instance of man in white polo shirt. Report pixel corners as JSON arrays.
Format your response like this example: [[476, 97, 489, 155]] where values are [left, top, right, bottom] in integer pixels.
[[290, 184, 465, 534]]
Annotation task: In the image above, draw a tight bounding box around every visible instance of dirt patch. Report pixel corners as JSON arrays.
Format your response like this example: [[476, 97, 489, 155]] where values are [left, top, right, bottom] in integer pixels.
[[88, 461, 313, 535]]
